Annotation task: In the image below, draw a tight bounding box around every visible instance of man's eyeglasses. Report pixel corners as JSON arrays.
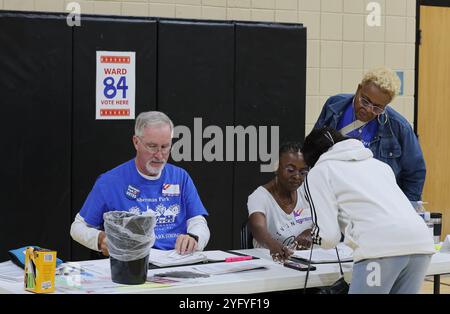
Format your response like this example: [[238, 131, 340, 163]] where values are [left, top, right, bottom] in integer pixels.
[[359, 96, 385, 115], [137, 137, 171, 154], [284, 167, 309, 177]]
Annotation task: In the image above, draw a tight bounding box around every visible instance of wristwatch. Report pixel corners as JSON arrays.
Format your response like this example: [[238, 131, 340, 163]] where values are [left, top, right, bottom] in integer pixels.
[[186, 233, 199, 242]]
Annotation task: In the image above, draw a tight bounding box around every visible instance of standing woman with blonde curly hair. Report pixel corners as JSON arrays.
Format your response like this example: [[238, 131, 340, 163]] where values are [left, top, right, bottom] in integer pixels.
[[314, 67, 426, 208]]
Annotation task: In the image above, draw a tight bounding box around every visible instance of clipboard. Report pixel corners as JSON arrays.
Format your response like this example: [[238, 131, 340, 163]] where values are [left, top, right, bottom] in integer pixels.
[[290, 245, 353, 264]]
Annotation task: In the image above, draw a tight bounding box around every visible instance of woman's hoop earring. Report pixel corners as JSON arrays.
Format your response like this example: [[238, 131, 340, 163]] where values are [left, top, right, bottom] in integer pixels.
[[378, 112, 388, 125]]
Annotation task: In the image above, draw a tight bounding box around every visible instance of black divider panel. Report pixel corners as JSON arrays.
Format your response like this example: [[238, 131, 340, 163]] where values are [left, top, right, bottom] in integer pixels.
[[0, 12, 307, 259], [233, 23, 307, 248], [0, 13, 72, 261], [158, 20, 234, 250], [72, 17, 157, 260]]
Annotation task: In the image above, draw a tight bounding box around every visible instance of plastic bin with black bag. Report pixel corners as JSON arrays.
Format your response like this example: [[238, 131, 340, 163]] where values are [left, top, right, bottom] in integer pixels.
[[103, 210, 156, 285]]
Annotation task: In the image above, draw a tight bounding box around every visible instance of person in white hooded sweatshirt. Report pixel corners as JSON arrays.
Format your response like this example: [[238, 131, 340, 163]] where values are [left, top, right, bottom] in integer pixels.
[[301, 127, 435, 294]]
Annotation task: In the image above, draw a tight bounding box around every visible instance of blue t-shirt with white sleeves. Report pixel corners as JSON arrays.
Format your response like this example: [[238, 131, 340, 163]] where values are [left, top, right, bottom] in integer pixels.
[[79, 159, 208, 250]]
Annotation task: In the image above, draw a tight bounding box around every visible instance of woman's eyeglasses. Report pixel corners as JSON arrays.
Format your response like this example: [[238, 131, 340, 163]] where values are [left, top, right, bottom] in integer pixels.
[[284, 167, 309, 177], [359, 96, 385, 115]]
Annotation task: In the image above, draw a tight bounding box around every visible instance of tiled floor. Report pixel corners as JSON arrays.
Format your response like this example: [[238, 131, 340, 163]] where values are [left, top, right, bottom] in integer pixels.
[[420, 275, 450, 294]]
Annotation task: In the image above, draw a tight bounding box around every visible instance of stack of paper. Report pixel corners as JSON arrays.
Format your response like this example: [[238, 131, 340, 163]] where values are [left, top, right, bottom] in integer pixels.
[[0, 261, 24, 282], [149, 249, 208, 267], [191, 261, 267, 275], [201, 250, 248, 261], [291, 243, 353, 264]]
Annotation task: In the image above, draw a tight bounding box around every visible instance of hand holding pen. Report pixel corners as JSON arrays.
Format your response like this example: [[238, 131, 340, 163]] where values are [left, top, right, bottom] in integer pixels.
[[269, 241, 293, 263]]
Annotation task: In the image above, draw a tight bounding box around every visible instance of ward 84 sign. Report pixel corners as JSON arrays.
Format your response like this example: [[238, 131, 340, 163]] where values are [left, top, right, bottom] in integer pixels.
[[96, 51, 136, 120]]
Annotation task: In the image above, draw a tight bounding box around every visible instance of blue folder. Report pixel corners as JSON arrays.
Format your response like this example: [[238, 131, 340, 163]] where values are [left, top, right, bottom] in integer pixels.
[[8, 246, 63, 269]]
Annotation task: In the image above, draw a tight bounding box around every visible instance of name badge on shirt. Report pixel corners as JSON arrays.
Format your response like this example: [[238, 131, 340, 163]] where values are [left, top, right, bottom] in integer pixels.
[[125, 185, 140, 200], [162, 184, 180, 196]]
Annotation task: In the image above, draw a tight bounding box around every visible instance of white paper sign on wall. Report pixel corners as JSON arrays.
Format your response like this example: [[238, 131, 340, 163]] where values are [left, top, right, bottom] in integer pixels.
[[96, 51, 136, 120]]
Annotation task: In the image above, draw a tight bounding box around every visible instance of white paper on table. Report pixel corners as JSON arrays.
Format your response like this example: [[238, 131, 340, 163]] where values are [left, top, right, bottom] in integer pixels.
[[202, 250, 247, 261], [191, 261, 268, 275], [149, 249, 208, 267], [76, 260, 112, 277], [292, 243, 353, 264], [0, 261, 24, 282]]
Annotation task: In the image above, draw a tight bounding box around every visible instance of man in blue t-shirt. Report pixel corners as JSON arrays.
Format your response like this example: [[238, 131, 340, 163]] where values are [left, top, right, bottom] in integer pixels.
[[70, 111, 210, 256]]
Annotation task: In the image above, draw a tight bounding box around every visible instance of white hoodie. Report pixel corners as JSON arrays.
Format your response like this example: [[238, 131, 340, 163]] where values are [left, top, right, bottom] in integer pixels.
[[301, 139, 435, 262]]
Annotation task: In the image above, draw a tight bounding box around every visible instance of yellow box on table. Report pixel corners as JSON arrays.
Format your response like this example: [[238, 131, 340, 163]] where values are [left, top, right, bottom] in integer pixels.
[[24, 247, 56, 293]]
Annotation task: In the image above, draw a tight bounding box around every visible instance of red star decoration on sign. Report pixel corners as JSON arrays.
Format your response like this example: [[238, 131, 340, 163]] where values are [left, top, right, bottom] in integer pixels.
[[100, 109, 130, 116], [100, 56, 130, 64]]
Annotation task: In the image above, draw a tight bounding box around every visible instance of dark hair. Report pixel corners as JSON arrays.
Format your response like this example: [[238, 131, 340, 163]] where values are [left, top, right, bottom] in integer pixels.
[[302, 127, 348, 167], [279, 141, 302, 156]]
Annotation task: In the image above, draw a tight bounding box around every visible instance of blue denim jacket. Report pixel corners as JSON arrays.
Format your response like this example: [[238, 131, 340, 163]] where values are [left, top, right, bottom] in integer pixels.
[[314, 94, 426, 202]]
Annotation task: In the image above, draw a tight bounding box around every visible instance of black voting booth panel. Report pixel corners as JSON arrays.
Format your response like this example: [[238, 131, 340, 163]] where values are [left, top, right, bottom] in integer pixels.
[[158, 20, 235, 249], [0, 13, 72, 261], [0, 12, 306, 261], [72, 17, 157, 261], [233, 23, 307, 248]]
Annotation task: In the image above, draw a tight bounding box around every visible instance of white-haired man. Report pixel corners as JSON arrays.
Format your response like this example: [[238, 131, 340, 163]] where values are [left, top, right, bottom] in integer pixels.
[[71, 111, 210, 256]]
